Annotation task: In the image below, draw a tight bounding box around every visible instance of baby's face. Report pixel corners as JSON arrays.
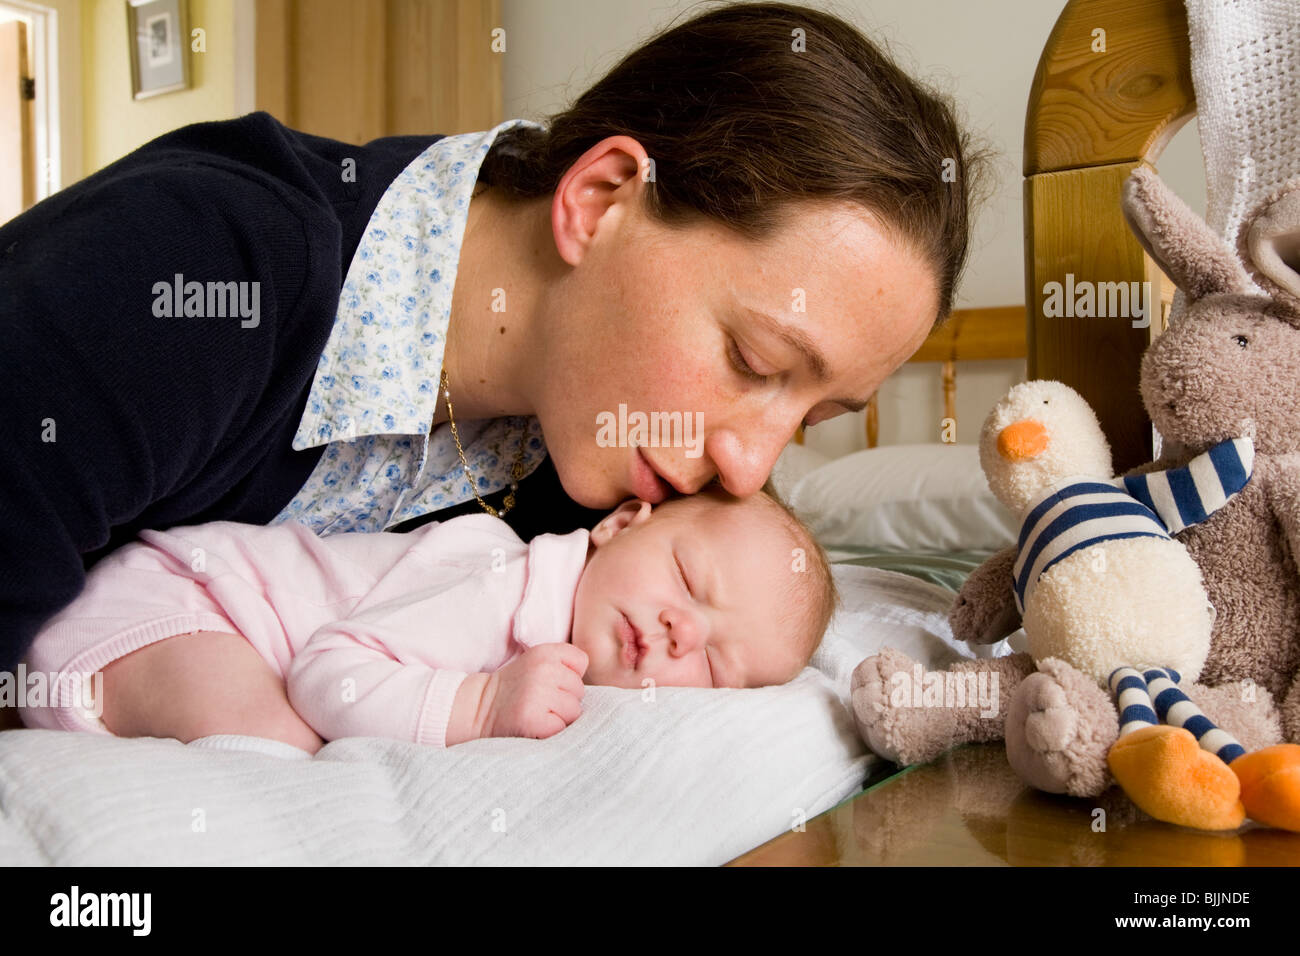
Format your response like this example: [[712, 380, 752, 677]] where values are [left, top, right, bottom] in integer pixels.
[[571, 494, 810, 689]]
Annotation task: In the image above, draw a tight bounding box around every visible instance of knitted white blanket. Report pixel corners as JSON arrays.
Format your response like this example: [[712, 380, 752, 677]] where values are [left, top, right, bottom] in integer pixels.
[[0, 565, 985, 866], [1185, 0, 1300, 250]]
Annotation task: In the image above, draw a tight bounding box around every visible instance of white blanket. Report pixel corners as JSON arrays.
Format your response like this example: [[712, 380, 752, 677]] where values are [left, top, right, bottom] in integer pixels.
[[1185, 0, 1300, 251], [0, 566, 980, 866]]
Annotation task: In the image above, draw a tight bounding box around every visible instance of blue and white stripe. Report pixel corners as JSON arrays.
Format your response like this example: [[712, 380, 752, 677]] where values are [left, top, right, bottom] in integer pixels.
[[1110, 666, 1160, 736], [1144, 667, 1246, 764], [1119, 438, 1253, 535], [1013, 482, 1169, 614], [1012, 438, 1254, 615]]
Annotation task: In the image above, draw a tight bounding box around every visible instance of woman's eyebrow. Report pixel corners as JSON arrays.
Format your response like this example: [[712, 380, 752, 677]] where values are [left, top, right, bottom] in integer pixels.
[[741, 307, 870, 412]]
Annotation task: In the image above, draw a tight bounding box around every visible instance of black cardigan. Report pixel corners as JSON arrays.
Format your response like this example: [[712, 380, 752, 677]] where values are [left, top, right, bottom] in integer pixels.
[[0, 111, 604, 670]]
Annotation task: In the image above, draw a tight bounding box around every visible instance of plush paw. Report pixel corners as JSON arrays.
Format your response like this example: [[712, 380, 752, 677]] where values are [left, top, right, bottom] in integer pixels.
[[1005, 661, 1116, 797], [1108, 725, 1245, 831], [1021, 673, 1076, 752], [850, 647, 916, 763], [1232, 743, 1300, 832]]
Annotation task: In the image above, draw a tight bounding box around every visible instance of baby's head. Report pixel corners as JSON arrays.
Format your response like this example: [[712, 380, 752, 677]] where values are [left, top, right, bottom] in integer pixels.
[[572, 483, 838, 689]]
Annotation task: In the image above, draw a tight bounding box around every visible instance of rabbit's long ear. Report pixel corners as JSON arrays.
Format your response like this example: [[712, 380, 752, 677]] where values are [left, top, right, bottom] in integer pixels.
[[1121, 166, 1250, 301], [1240, 179, 1300, 319]]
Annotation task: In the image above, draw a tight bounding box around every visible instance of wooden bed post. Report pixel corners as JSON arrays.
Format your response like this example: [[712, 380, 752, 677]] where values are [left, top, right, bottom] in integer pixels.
[[1024, 0, 1195, 471], [863, 306, 1025, 449]]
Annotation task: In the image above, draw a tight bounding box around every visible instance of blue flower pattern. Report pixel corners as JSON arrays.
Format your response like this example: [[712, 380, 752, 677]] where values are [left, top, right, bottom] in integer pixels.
[[273, 119, 550, 536]]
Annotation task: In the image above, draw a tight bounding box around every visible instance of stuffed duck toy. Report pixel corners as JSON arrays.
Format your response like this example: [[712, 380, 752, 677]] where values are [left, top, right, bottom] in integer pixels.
[[982, 380, 1297, 831]]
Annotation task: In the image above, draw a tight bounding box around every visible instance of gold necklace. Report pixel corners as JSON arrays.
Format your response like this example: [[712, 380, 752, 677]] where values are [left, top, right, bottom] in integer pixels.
[[440, 367, 527, 517]]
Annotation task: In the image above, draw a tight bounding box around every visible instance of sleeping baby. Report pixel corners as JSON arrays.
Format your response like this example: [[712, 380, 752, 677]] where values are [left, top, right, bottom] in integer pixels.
[[19, 485, 838, 753]]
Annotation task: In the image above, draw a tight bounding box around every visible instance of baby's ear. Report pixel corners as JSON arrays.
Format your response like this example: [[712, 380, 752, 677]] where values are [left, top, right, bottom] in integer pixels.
[[589, 499, 652, 547]]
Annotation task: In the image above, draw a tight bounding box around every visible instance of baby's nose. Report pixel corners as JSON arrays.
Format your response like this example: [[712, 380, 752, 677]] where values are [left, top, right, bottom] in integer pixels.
[[662, 606, 705, 648]]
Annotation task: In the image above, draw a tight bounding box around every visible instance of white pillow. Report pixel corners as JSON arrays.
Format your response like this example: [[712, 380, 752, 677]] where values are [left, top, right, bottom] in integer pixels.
[[786, 444, 1017, 552], [767, 441, 834, 499]]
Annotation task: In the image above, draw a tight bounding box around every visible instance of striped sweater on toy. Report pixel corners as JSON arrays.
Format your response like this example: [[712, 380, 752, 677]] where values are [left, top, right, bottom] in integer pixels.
[[1012, 437, 1254, 615]]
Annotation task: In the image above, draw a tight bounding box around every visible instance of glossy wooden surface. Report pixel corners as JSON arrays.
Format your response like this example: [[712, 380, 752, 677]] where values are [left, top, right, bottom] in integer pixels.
[[727, 743, 1300, 866]]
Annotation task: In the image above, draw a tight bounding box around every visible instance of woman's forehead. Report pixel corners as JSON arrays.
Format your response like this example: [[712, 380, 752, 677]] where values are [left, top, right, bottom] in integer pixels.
[[727, 217, 936, 335]]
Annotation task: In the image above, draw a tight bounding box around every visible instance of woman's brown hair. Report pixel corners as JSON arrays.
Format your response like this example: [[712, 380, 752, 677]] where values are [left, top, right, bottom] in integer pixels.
[[476, 0, 991, 325]]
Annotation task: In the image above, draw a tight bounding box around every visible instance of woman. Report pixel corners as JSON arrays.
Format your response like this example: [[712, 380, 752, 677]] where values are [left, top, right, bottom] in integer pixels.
[[0, 2, 986, 745]]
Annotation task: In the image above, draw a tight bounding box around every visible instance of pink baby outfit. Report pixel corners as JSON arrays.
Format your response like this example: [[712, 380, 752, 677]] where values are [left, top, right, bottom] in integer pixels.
[[19, 514, 591, 748]]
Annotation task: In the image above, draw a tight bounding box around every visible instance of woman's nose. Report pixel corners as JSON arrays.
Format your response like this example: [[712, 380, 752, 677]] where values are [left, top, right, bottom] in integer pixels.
[[705, 419, 793, 498]]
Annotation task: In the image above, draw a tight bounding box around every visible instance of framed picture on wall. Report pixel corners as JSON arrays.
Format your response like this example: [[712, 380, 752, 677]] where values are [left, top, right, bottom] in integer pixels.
[[127, 0, 190, 99]]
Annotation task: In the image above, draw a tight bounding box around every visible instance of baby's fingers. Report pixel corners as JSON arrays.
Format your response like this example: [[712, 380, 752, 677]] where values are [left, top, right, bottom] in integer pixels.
[[554, 660, 586, 701], [547, 686, 584, 727], [547, 642, 589, 679]]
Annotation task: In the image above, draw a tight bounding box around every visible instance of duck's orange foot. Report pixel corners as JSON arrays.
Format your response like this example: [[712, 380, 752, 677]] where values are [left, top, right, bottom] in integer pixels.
[[1233, 744, 1300, 832], [1108, 725, 1244, 831]]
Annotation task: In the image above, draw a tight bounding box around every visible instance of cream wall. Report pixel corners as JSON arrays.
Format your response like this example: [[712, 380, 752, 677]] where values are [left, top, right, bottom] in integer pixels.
[[80, 0, 237, 175], [500, 0, 1209, 454]]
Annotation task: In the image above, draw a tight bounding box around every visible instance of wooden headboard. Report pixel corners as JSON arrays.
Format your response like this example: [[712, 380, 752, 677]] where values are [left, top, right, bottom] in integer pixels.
[[1024, 0, 1194, 471], [800, 0, 1193, 462], [793, 304, 1026, 448]]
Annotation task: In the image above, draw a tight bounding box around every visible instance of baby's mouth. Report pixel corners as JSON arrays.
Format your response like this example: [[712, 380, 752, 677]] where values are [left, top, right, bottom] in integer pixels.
[[619, 613, 642, 670]]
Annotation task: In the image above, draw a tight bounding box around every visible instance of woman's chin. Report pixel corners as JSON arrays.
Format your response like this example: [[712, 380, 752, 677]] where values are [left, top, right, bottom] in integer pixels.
[[549, 450, 633, 510]]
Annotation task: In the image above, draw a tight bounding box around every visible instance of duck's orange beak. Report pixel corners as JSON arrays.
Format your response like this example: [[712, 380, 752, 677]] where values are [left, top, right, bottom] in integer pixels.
[[997, 419, 1049, 461]]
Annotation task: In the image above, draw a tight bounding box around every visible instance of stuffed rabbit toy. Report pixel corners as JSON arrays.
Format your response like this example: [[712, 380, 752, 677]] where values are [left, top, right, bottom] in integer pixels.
[[852, 166, 1300, 828]]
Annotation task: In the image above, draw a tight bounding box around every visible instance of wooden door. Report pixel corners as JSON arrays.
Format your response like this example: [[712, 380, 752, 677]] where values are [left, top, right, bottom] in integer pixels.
[[0, 18, 35, 225], [254, 0, 502, 144]]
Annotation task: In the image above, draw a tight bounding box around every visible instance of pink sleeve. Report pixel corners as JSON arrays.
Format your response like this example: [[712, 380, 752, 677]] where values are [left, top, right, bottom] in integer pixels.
[[287, 635, 468, 748], [285, 546, 473, 749]]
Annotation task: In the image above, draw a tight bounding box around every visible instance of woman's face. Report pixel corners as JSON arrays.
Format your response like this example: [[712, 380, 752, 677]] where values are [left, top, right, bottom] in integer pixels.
[[529, 136, 940, 510]]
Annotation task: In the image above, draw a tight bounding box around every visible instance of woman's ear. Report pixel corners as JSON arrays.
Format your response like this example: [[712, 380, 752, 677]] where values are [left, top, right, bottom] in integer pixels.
[[589, 499, 653, 547], [1121, 166, 1250, 301]]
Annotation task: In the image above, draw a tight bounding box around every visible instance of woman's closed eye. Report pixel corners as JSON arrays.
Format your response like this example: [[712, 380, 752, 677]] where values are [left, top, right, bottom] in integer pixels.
[[727, 333, 858, 429], [726, 337, 770, 384]]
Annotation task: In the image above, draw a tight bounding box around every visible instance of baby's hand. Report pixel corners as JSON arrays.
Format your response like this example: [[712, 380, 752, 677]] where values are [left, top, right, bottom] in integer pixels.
[[480, 643, 589, 741]]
